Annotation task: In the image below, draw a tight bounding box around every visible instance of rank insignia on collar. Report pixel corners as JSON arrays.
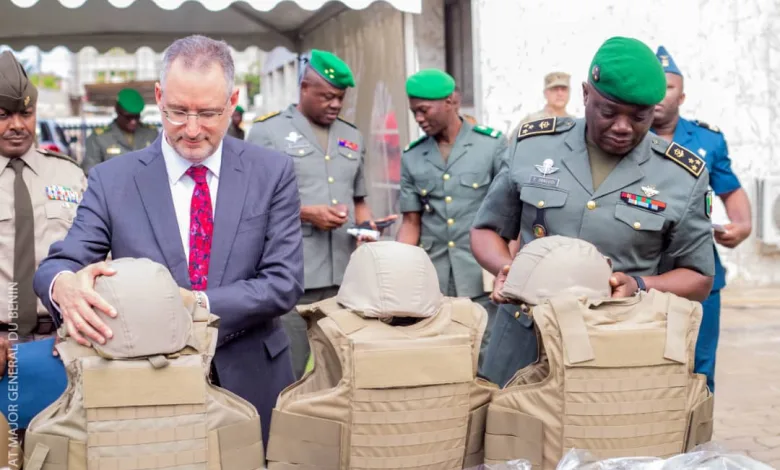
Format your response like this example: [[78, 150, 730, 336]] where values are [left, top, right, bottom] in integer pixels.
[[45, 185, 81, 204], [664, 142, 705, 178], [705, 190, 712, 219], [621, 191, 667, 212], [338, 139, 359, 151]]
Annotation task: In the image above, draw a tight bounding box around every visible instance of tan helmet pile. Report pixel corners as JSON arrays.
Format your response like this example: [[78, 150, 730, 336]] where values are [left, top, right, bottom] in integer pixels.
[[22, 258, 264, 470]]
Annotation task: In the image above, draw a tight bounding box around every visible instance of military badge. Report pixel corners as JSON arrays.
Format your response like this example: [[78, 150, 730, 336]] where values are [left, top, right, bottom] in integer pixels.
[[285, 131, 302, 144], [338, 139, 359, 151], [641, 185, 659, 197], [24, 96, 30, 107], [591, 64, 600, 82], [532, 224, 546, 238], [705, 190, 712, 219], [45, 185, 81, 204], [106, 145, 122, 155], [534, 158, 559, 177], [621, 191, 667, 212]]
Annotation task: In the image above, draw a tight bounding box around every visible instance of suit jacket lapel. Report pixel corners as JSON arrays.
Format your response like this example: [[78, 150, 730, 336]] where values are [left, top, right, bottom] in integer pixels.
[[288, 106, 324, 154], [134, 138, 189, 287], [208, 138, 248, 287]]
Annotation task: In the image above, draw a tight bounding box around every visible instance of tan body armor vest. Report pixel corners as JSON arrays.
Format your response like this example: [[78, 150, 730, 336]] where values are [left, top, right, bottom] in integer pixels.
[[266, 297, 496, 470], [484, 290, 714, 470], [22, 306, 265, 470]]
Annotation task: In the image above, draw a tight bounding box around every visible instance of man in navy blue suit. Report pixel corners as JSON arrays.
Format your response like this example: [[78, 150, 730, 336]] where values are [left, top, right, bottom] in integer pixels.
[[33, 35, 304, 448]]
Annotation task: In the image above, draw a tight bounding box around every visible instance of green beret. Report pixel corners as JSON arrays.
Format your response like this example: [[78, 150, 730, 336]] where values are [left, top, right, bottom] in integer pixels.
[[117, 88, 145, 114], [0, 50, 38, 113], [588, 36, 667, 106], [308, 50, 355, 89], [235, 105, 244, 114], [405, 69, 456, 100]]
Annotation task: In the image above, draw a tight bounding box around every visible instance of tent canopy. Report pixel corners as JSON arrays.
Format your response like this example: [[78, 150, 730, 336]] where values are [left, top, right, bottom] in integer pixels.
[[2, 0, 421, 53]]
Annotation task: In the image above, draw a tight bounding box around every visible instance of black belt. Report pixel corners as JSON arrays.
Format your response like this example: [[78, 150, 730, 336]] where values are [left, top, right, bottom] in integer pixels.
[[0, 317, 55, 335]]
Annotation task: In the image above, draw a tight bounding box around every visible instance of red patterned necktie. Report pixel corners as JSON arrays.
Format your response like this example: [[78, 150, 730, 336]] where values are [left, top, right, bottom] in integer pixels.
[[186, 165, 213, 290]]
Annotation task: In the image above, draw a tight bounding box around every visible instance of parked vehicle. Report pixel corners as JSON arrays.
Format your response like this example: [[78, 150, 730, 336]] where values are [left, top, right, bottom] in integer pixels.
[[37, 119, 76, 158]]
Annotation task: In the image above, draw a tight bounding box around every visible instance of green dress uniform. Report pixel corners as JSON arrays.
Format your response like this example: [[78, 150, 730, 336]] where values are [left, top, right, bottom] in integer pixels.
[[400, 120, 506, 299], [245, 49, 363, 378], [82, 120, 159, 174], [474, 36, 716, 386]]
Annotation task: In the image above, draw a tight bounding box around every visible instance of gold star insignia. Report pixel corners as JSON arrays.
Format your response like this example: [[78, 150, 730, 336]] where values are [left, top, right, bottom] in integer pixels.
[[540, 121, 550, 129]]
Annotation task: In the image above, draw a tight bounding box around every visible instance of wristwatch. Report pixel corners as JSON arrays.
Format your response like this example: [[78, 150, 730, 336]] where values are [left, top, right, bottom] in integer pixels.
[[194, 291, 207, 309], [631, 275, 647, 295]]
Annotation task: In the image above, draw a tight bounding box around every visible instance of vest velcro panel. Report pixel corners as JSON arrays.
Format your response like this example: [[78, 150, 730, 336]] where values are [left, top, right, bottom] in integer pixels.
[[267, 298, 492, 470], [484, 291, 713, 470]]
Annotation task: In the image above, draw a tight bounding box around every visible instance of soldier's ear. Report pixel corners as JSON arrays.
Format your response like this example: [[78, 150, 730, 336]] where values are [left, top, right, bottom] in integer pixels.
[[582, 82, 590, 106]]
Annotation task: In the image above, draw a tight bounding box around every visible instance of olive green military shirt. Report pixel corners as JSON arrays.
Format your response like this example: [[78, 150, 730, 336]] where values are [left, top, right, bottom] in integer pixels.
[[246, 104, 368, 290], [473, 117, 715, 277], [400, 120, 508, 298], [82, 121, 159, 174]]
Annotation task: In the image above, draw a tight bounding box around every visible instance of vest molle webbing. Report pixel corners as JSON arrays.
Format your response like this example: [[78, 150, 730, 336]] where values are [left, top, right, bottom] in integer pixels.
[[484, 290, 714, 470], [266, 297, 497, 470], [22, 304, 265, 470]]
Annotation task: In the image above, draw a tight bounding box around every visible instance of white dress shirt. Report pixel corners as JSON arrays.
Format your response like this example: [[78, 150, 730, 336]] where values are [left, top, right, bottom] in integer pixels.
[[160, 134, 222, 262], [50, 134, 222, 312]]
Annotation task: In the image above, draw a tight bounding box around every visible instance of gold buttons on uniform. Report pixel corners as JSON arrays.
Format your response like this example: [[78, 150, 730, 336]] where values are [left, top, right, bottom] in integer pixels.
[[537, 200, 545, 208], [472, 183, 478, 189], [445, 196, 453, 203], [514, 311, 521, 319], [298, 149, 305, 155], [421, 189, 428, 196], [325, 155, 331, 161], [328, 177, 334, 183], [633, 222, 641, 230], [447, 218, 455, 226], [332, 199, 338, 205], [587, 200, 596, 210], [443, 173, 450, 180], [448, 241, 455, 248]]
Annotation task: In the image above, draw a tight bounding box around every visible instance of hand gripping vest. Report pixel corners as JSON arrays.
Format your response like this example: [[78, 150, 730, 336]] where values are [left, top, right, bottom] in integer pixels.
[[483, 290, 714, 470], [265, 241, 496, 470], [22, 258, 265, 470]]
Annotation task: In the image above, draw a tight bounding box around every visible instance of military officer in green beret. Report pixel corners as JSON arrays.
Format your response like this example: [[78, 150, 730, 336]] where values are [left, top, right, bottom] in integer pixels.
[[82, 88, 159, 174], [471, 36, 715, 387], [395, 69, 507, 364], [247, 49, 396, 378], [227, 104, 245, 140]]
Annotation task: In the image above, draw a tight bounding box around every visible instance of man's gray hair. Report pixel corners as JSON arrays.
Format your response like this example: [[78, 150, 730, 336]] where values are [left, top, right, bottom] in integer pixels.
[[160, 35, 235, 96]]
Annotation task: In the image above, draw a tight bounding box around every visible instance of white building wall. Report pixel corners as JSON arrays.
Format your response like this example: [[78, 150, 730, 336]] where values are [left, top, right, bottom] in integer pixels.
[[472, 0, 780, 286]]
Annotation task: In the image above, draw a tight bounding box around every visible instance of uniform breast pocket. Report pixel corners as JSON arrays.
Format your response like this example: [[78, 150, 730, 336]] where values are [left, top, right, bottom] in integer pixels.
[[613, 204, 666, 255], [518, 185, 569, 211], [284, 145, 315, 159], [457, 172, 492, 196], [45, 200, 77, 230]]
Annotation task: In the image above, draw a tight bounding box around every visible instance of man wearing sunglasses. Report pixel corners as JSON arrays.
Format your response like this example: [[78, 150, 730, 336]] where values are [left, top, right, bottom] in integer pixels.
[[82, 88, 159, 174]]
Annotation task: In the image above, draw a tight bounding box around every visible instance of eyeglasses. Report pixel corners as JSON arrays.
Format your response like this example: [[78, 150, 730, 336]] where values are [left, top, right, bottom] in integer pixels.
[[162, 104, 227, 126]]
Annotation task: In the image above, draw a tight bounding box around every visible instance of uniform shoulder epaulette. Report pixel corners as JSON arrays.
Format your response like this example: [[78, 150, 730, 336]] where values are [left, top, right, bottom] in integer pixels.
[[337, 115, 357, 129], [517, 117, 575, 141], [652, 138, 705, 178], [37, 148, 78, 165], [472, 124, 502, 139], [693, 120, 721, 133], [253, 110, 280, 123], [404, 135, 427, 152]]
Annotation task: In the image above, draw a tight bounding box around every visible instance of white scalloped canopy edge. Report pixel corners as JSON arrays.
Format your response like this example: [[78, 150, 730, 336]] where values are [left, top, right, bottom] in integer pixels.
[[9, 0, 422, 13]]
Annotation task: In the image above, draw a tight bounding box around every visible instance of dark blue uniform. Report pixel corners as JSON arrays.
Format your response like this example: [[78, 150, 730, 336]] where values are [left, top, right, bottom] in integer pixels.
[[669, 117, 740, 393]]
